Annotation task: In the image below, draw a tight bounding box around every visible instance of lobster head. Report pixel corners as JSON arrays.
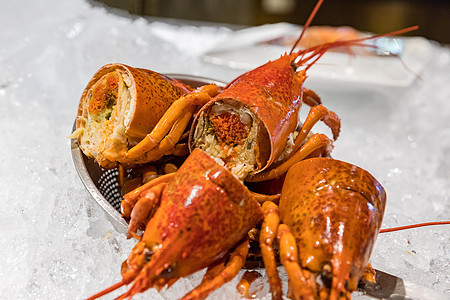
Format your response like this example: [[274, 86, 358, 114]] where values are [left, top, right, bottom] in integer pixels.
[[280, 157, 386, 297], [189, 53, 308, 180], [123, 148, 263, 290]]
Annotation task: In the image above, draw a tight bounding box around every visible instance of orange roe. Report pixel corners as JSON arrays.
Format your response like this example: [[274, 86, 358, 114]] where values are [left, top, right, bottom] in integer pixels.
[[210, 113, 249, 147], [88, 73, 119, 115]]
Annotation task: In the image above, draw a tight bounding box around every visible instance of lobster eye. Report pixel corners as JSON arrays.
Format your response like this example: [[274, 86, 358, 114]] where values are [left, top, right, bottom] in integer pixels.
[[290, 60, 297, 72], [317, 263, 333, 288], [160, 264, 175, 278], [144, 248, 154, 262]]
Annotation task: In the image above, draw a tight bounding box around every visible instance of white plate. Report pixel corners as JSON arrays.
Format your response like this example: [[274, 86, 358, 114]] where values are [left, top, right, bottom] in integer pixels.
[[203, 35, 433, 89]]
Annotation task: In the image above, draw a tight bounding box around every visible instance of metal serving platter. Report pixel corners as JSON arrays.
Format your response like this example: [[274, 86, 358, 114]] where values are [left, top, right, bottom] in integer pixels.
[[71, 74, 226, 234]]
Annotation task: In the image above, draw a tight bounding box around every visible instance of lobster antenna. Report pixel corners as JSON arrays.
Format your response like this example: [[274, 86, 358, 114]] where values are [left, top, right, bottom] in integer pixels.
[[379, 221, 450, 233], [293, 25, 419, 72], [85, 280, 127, 300], [341, 25, 419, 45], [289, 0, 324, 55]]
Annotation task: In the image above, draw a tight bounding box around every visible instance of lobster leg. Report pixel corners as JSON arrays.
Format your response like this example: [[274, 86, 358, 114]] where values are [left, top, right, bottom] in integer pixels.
[[121, 173, 175, 219], [136, 107, 195, 162], [303, 88, 322, 106], [251, 191, 280, 204], [277, 224, 316, 300], [181, 238, 250, 300], [126, 84, 218, 159], [198, 258, 227, 286], [127, 182, 167, 238], [295, 104, 341, 147], [260, 201, 282, 300], [247, 133, 333, 182], [255, 105, 341, 181]]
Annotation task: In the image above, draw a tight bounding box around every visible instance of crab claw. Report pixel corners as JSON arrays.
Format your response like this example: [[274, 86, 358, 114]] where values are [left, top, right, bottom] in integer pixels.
[[116, 148, 263, 298]]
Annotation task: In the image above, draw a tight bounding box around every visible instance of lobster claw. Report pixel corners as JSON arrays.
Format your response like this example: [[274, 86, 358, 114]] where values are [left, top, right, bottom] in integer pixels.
[[116, 149, 264, 298]]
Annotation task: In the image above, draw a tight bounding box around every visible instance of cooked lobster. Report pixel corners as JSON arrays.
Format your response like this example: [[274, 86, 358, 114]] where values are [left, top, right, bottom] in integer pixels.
[[83, 1, 431, 299], [88, 153, 448, 300], [87, 149, 264, 300], [260, 157, 386, 299]]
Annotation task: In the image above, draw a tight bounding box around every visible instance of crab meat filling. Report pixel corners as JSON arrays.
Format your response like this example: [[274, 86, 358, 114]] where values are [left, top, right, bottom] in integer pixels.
[[193, 101, 260, 180]]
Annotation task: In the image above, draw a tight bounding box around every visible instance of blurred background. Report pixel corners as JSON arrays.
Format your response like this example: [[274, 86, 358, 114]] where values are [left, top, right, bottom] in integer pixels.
[[91, 0, 449, 44]]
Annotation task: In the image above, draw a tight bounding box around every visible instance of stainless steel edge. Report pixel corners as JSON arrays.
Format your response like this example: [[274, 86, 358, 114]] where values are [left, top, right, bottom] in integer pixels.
[[165, 73, 227, 88], [71, 131, 128, 234], [359, 269, 447, 299]]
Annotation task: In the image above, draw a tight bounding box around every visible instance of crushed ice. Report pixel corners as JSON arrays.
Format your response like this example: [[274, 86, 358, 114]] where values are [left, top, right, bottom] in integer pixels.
[[0, 0, 448, 299]]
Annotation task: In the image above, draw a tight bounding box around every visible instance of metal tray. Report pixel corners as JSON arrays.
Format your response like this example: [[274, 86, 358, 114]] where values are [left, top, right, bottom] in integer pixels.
[[71, 74, 226, 233]]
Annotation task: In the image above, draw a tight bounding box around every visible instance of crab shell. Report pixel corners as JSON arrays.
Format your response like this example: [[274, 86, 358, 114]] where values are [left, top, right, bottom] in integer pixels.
[[280, 157, 386, 293]]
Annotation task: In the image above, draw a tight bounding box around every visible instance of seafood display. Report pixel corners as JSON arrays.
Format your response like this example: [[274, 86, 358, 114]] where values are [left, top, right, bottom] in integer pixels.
[[73, 1, 450, 299]]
